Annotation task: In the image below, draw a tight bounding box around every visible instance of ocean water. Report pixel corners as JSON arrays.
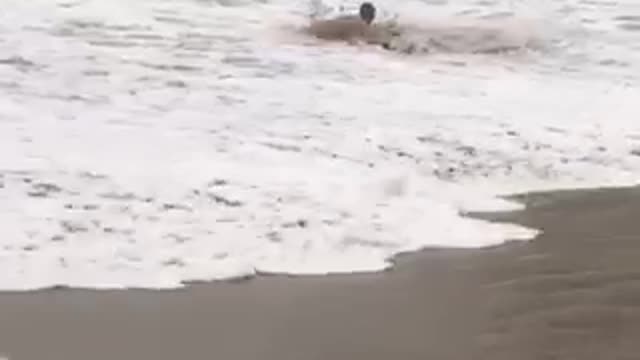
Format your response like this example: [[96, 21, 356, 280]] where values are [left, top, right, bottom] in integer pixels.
[[0, 0, 638, 290]]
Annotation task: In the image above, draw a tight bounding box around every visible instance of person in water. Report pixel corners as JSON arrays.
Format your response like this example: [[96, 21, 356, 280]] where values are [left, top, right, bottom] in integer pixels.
[[306, 2, 391, 45]]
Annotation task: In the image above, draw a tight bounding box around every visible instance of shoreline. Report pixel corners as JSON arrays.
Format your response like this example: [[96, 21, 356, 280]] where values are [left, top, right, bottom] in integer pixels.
[[1, 185, 640, 360], [0, 184, 630, 295]]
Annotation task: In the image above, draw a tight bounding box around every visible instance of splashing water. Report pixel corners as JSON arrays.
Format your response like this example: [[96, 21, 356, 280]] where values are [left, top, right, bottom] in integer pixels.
[[0, 0, 639, 290]]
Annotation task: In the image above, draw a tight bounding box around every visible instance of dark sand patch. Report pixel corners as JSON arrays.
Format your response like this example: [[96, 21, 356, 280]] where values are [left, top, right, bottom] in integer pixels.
[[1, 186, 640, 360]]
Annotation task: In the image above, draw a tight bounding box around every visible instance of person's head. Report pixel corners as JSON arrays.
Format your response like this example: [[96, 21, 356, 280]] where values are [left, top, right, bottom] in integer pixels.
[[359, 2, 376, 24]]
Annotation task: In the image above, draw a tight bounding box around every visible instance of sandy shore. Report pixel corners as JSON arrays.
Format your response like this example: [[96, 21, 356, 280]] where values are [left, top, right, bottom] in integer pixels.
[[1, 186, 640, 360]]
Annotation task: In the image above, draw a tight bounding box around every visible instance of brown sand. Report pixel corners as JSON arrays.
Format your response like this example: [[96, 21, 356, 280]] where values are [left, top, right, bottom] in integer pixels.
[[1, 187, 640, 360]]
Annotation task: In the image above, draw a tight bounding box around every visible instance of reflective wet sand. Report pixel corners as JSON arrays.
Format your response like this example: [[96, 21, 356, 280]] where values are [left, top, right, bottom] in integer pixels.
[[1, 186, 639, 360]]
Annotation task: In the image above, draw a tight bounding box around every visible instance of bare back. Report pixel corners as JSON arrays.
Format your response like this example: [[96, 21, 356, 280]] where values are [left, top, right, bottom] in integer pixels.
[[307, 17, 369, 41], [307, 17, 393, 45]]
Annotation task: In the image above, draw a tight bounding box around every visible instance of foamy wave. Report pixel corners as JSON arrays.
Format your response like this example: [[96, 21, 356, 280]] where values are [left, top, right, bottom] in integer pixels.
[[0, 0, 638, 290], [378, 17, 547, 54]]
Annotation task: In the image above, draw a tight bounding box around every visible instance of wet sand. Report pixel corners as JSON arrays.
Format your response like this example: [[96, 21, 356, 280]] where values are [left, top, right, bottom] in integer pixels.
[[1, 186, 640, 360]]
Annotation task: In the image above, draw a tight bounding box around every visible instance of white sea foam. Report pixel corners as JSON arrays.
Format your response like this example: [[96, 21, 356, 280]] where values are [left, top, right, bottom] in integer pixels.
[[0, 0, 639, 290]]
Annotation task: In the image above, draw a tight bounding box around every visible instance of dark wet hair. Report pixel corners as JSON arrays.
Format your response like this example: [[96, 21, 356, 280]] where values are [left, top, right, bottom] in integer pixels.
[[359, 2, 376, 24]]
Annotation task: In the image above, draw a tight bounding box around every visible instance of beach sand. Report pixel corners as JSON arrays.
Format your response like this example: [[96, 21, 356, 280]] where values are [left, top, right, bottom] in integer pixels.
[[1, 186, 640, 360]]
